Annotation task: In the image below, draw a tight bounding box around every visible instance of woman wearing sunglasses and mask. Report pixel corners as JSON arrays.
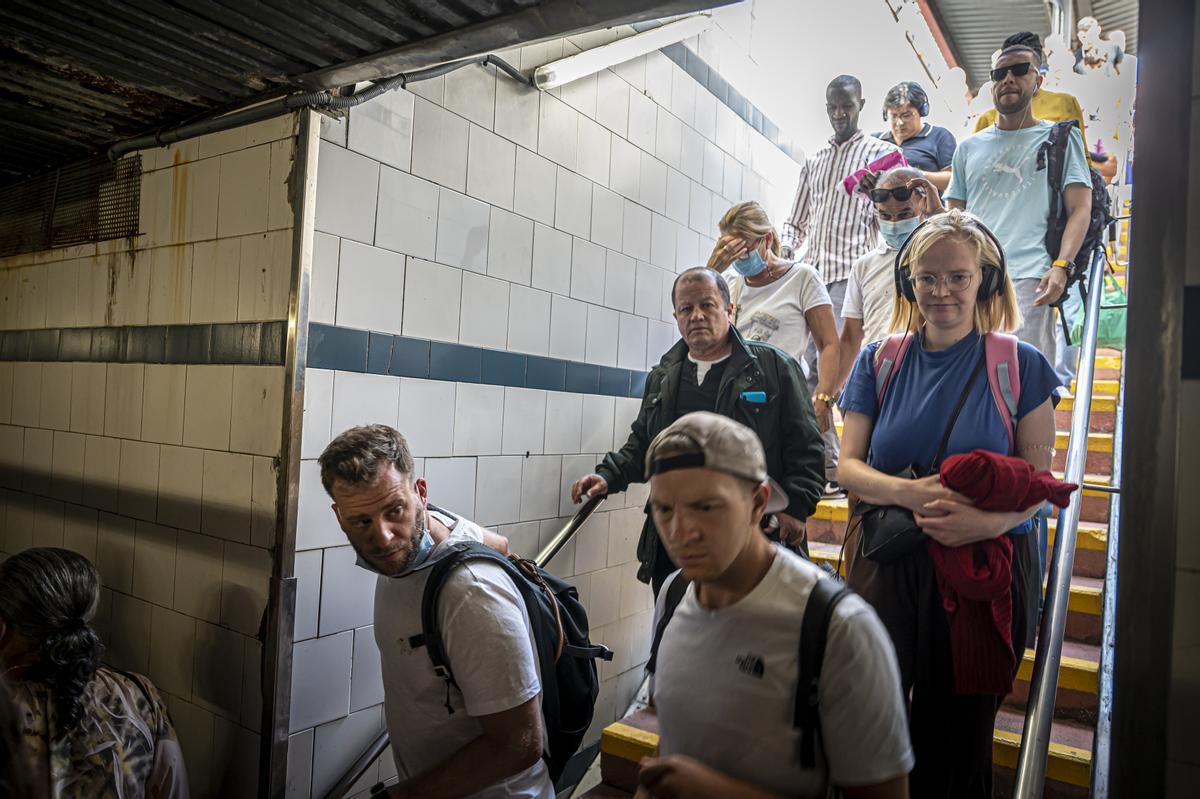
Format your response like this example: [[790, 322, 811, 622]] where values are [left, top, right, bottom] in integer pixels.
[[836, 211, 1060, 798], [707, 201, 842, 498]]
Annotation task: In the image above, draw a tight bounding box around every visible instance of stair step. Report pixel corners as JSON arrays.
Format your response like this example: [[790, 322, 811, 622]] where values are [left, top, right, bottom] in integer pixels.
[[1056, 395, 1116, 414], [831, 424, 1112, 453], [1015, 642, 1100, 695], [1071, 378, 1119, 396], [993, 708, 1093, 788]]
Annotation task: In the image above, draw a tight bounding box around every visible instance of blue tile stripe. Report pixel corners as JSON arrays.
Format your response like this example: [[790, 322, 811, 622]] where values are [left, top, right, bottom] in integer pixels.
[[308, 322, 651, 399], [0, 321, 287, 365], [631, 21, 802, 163]]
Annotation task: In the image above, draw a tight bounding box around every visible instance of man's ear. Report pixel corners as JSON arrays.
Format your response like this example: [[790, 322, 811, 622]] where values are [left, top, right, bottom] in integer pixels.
[[1035, 72, 1045, 91], [750, 483, 771, 526], [413, 478, 429, 504], [857, 97, 865, 111], [331, 503, 344, 527]]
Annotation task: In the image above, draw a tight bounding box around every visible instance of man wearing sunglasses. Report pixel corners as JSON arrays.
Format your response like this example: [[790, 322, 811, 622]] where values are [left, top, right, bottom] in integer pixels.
[[943, 44, 1092, 366], [837, 167, 943, 391]]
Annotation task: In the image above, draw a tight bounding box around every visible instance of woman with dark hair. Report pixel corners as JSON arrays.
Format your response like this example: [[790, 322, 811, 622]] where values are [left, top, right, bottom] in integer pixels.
[[877, 81, 957, 192], [0, 547, 188, 798]]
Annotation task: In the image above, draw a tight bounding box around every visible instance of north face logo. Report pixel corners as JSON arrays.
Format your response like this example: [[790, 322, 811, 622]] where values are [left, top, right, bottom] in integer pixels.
[[736, 652, 765, 679]]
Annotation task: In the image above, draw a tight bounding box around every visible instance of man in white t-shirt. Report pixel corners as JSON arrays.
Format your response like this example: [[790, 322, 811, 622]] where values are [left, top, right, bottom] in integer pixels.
[[319, 424, 553, 799], [839, 167, 943, 389], [635, 412, 912, 799]]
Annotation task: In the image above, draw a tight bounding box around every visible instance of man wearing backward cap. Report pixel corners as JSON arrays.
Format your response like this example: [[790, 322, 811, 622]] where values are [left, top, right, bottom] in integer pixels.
[[634, 412, 913, 799]]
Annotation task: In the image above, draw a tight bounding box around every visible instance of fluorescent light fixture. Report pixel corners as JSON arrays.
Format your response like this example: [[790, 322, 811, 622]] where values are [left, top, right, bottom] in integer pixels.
[[533, 15, 713, 90]]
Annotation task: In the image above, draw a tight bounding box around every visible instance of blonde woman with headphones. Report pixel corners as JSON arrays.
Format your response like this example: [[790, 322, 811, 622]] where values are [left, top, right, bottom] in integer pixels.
[[836, 210, 1061, 798], [707, 201, 843, 498]]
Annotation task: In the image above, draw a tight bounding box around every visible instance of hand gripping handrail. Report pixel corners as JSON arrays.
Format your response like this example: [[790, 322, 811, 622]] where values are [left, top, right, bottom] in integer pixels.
[[1012, 246, 1109, 797], [320, 494, 607, 799]]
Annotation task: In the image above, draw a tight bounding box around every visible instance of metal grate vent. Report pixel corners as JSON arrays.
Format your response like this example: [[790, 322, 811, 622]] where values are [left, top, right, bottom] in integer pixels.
[[0, 155, 141, 258]]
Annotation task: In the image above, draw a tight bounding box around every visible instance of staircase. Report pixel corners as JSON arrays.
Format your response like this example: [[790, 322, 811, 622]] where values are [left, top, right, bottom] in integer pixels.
[[582, 248, 1127, 798]]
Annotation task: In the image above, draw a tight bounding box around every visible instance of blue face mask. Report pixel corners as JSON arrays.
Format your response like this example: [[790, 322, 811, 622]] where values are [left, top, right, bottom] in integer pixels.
[[732, 249, 767, 277], [354, 508, 435, 576], [879, 216, 922, 250]]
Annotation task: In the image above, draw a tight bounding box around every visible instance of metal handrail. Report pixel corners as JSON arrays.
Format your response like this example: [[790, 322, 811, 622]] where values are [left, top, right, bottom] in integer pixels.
[[1090, 348, 1125, 796], [1012, 246, 1109, 796], [321, 495, 608, 799]]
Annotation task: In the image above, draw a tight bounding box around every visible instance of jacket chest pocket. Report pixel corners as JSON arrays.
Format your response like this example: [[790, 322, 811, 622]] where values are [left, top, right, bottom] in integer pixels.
[[734, 390, 776, 423]]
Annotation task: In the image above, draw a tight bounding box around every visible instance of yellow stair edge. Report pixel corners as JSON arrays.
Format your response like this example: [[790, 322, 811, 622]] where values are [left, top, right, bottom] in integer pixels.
[[1047, 519, 1108, 552], [993, 729, 1092, 787], [1066, 581, 1102, 616], [1094, 355, 1122, 370], [1071, 378, 1119, 396], [601, 721, 658, 762], [1057, 394, 1116, 414], [1016, 652, 1099, 694], [1053, 430, 1113, 453]]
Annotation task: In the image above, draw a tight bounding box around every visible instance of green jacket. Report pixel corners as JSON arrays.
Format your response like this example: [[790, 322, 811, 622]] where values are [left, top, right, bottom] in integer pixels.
[[595, 326, 825, 583]]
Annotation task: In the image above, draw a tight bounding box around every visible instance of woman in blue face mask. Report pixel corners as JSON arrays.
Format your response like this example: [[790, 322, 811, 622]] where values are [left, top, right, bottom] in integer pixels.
[[707, 201, 842, 451]]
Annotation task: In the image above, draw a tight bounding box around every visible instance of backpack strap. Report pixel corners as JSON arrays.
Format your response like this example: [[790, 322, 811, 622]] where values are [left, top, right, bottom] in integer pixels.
[[411, 541, 510, 713], [983, 333, 1022, 454], [730, 276, 744, 326], [872, 332, 914, 408], [795, 577, 853, 769], [645, 572, 691, 675]]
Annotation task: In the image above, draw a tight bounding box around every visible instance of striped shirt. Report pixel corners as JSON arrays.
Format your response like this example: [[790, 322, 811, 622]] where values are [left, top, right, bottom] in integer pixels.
[[782, 130, 900, 285]]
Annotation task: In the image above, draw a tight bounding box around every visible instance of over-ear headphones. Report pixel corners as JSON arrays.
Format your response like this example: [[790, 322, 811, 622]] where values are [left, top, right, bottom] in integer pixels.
[[893, 211, 1007, 303], [883, 81, 931, 121]]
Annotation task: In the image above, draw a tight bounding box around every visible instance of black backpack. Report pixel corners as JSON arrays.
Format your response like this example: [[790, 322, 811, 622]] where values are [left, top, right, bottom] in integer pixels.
[[646, 572, 852, 770], [1039, 119, 1115, 344], [410, 540, 613, 782]]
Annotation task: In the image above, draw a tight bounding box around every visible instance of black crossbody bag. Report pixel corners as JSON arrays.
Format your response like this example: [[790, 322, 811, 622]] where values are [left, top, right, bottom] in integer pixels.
[[854, 347, 986, 563]]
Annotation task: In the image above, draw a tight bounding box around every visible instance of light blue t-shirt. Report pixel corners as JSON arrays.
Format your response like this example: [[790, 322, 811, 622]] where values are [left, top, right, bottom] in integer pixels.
[[944, 121, 1090, 282]]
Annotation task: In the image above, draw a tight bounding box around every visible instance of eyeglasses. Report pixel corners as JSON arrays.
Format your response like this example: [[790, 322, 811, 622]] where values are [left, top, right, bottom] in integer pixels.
[[990, 62, 1034, 82], [912, 272, 976, 293], [869, 186, 919, 203], [888, 109, 918, 123]]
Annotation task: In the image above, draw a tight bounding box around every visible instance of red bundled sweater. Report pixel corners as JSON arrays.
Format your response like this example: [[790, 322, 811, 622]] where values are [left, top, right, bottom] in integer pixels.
[[930, 450, 1078, 694]]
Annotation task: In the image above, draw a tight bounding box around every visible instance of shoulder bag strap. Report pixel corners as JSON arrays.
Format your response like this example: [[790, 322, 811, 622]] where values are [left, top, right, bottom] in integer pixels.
[[730, 276, 744, 326], [929, 345, 988, 472]]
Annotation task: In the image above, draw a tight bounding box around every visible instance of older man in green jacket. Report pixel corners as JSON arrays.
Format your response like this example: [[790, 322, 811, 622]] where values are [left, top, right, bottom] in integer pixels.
[[571, 266, 825, 593]]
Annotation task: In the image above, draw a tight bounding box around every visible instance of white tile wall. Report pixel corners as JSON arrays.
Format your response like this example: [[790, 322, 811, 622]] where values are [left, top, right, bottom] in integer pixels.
[[513, 149, 557, 227], [459, 272, 510, 350], [289, 31, 807, 788], [466, 125, 516, 210], [435, 189, 490, 273], [315, 141, 379, 244], [375, 168, 438, 261], [348, 87, 415, 171], [0, 120, 298, 799], [410, 96, 470, 192]]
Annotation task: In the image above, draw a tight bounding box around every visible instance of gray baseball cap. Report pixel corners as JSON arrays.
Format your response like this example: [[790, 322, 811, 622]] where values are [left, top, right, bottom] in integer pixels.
[[645, 411, 789, 513]]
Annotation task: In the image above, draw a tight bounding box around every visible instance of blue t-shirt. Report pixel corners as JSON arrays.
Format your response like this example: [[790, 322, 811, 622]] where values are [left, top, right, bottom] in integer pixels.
[[840, 332, 1061, 532], [944, 121, 1090, 282], [877, 123, 957, 172]]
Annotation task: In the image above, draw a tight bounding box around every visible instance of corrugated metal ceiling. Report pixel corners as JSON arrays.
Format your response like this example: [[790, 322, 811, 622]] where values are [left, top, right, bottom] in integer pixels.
[[929, 0, 1139, 89], [0, 0, 722, 184]]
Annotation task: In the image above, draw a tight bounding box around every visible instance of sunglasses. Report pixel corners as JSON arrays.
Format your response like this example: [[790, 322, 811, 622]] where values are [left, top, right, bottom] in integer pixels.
[[869, 186, 922, 203], [990, 61, 1034, 82]]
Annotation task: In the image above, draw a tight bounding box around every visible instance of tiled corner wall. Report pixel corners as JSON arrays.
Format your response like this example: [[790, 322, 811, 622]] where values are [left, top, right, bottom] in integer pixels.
[[286, 23, 802, 799], [0, 115, 298, 799]]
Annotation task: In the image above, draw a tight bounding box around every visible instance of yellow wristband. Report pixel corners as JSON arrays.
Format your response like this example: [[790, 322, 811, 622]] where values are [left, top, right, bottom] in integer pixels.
[[1051, 260, 1070, 270]]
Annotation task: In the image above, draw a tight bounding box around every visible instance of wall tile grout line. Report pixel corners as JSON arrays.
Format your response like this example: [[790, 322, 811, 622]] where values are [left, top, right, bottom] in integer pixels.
[[307, 321, 651, 399]]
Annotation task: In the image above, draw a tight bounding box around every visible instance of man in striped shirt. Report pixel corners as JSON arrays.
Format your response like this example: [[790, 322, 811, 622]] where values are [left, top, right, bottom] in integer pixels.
[[781, 75, 899, 495]]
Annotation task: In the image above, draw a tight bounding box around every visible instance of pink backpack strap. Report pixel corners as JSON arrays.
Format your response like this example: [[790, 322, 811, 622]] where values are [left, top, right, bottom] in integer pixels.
[[984, 333, 1022, 453], [873, 333, 914, 407]]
